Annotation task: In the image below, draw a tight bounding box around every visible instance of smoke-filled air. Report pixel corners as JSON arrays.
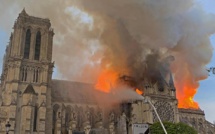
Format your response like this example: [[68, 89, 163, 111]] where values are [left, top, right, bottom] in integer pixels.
[[1, 0, 215, 109]]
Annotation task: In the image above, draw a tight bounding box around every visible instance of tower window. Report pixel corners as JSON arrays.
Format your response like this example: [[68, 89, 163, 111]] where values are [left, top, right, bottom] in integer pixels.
[[24, 29, 31, 59], [33, 105, 38, 131], [33, 68, 39, 83], [52, 104, 60, 134], [34, 31, 41, 60], [21, 67, 28, 82], [24, 68, 27, 81], [36, 69, 39, 82], [21, 68, 25, 81], [33, 69, 35, 82]]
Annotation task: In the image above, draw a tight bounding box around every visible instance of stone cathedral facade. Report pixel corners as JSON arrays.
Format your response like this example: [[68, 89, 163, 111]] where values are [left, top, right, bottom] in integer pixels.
[[0, 10, 214, 134]]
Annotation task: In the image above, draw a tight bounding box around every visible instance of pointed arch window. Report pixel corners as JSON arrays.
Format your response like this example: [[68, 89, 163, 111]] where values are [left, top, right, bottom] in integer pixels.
[[33, 68, 39, 83], [33, 105, 38, 131], [52, 104, 60, 134], [24, 29, 31, 59], [21, 66, 28, 82], [34, 31, 41, 60]]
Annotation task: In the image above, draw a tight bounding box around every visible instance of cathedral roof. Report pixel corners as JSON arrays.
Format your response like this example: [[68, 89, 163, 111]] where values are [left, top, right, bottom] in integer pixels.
[[51, 79, 102, 104]]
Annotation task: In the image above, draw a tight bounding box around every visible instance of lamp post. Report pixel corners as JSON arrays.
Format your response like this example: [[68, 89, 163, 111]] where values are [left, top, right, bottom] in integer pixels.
[[5, 122, 11, 134]]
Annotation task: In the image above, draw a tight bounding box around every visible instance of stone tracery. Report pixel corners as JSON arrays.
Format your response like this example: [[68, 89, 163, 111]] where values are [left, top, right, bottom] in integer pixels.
[[152, 101, 174, 122]]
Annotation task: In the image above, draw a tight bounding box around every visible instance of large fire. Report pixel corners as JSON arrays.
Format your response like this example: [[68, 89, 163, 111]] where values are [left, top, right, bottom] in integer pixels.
[[95, 69, 145, 96], [96, 68, 200, 110], [176, 85, 199, 109], [174, 71, 200, 109], [95, 69, 119, 93]]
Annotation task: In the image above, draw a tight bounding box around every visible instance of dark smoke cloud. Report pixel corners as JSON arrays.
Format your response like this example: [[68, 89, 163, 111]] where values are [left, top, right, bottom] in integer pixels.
[[0, 1, 215, 98]]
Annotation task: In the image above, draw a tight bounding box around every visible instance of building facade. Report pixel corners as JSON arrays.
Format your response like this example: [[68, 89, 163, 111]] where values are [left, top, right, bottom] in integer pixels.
[[0, 10, 214, 134], [0, 10, 54, 134]]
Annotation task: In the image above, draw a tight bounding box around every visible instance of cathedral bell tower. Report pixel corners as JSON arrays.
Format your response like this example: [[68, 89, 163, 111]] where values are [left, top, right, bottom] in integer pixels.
[[0, 9, 54, 134], [129, 56, 179, 127]]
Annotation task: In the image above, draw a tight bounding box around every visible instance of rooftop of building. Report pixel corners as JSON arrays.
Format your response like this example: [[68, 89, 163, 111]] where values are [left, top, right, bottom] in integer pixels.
[[16, 9, 51, 27]]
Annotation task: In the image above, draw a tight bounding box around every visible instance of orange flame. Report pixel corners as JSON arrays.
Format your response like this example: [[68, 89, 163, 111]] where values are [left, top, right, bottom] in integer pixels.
[[96, 64, 200, 110], [175, 72, 200, 109], [135, 88, 143, 95], [95, 69, 118, 93], [177, 86, 199, 109]]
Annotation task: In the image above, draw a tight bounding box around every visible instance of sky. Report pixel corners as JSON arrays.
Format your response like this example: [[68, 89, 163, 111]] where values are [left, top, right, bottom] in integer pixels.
[[194, 0, 215, 123], [0, 0, 214, 123]]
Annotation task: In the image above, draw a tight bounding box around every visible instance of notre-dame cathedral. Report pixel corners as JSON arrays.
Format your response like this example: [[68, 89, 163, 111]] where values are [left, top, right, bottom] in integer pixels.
[[0, 9, 214, 134]]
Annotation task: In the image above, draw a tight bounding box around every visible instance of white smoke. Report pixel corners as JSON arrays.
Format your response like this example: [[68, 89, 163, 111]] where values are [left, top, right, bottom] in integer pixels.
[[0, 0, 215, 106]]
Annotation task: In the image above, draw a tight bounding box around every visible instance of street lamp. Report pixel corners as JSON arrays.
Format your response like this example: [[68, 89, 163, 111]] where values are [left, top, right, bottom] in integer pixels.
[[5, 122, 11, 134]]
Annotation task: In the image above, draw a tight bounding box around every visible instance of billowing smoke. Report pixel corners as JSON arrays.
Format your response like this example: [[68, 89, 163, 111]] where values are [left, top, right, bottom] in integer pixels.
[[0, 0, 215, 108]]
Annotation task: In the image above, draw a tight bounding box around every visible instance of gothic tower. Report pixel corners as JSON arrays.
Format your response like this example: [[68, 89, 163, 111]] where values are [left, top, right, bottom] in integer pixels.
[[0, 9, 54, 134], [129, 55, 179, 129]]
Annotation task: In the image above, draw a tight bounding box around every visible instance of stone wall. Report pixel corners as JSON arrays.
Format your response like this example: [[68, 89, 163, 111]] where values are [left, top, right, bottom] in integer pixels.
[[179, 108, 215, 134]]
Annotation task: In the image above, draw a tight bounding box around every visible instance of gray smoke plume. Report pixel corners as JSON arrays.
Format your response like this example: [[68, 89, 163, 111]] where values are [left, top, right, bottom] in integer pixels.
[[0, 0, 215, 106]]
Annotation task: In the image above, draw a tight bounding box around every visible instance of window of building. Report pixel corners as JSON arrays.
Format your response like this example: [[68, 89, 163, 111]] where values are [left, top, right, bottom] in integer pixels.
[[52, 104, 60, 134], [24, 68, 27, 81], [21, 67, 28, 82], [21, 68, 25, 81], [34, 31, 41, 60], [33, 69, 36, 82], [24, 29, 31, 59], [36, 69, 39, 82], [33, 105, 38, 131], [65, 107, 71, 134], [33, 68, 39, 83]]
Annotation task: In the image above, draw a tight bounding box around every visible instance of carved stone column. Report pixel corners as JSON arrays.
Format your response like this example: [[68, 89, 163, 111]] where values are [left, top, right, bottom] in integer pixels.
[[83, 122, 91, 134], [83, 109, 91, 134], [67, 110, 78, 133], [109, 112, 116, 134], [68, 120, 77, 134], [118, 112, 127, 134], [109, 122, 115, 134], [95, 111, 103, 129]]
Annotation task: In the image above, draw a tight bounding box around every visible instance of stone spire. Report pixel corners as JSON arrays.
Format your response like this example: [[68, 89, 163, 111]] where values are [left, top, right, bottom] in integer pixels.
[[19, 8, 28, 16]]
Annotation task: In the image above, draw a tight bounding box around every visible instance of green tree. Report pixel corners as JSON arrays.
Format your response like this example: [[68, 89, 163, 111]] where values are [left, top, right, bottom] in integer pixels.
[[149, 122, 197, 134]]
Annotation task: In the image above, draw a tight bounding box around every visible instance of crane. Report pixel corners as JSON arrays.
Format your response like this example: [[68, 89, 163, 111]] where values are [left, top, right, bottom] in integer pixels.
[[207, 67, 215, 75]]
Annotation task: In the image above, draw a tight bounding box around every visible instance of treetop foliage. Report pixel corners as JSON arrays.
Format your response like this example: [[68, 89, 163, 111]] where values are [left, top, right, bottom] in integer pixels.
[[150, 122, 197, 134]]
